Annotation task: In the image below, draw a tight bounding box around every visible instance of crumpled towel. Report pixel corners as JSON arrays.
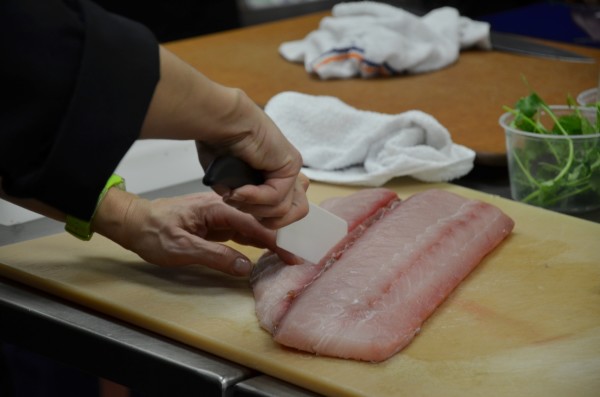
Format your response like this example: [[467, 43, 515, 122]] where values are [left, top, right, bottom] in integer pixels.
[[265, 91, 475, 186], [279, 2, 491, 79]]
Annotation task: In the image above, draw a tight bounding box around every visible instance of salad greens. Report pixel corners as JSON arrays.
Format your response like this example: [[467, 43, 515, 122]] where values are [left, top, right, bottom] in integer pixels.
[[503, 89, 600, 211]]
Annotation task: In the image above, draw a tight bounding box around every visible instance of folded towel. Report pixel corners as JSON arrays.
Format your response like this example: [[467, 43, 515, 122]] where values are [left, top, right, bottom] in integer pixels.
[[265, 92, 475, 186], [279, 2, 491, 79]]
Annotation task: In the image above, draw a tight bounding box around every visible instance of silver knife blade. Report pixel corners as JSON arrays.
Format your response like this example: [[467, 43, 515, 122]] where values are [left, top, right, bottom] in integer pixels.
[[490, 31, 594, 63]]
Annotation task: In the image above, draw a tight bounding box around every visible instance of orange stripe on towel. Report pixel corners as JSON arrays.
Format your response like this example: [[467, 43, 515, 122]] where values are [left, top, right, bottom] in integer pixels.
[[314, 52, 366, 69], [313, 52, 393, 77]]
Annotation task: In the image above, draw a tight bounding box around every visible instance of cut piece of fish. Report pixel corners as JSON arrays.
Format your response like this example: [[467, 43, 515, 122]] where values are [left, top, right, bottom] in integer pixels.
[[252, 189, 514, 362]]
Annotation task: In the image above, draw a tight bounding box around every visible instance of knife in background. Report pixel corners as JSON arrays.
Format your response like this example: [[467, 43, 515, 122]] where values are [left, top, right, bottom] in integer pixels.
[[490, 31, 594, 63], [401, 4, 595, 64], [203, 156, 348, 263]]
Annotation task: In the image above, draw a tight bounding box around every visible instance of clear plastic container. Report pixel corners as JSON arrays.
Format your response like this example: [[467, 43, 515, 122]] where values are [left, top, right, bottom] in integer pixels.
[[499, 106, 600, 213], [577, 87, 598, 106]]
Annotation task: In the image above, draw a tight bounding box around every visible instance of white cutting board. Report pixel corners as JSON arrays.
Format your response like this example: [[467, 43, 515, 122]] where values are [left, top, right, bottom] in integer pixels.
[[0, 179, 599, 397]]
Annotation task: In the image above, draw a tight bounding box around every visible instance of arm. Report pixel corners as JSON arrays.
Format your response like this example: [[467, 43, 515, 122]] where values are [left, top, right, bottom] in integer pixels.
[[1, 0, 158, 221], [2, 1, 307, 272], [3, 1, 307, 229]]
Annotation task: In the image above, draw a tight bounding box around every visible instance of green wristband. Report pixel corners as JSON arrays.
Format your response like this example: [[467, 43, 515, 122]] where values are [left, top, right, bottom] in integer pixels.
[[65, 174, 126, 241]]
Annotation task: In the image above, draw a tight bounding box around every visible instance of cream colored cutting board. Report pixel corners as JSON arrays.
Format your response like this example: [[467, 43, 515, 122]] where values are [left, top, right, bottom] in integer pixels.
[[1, 180, 599, 397]]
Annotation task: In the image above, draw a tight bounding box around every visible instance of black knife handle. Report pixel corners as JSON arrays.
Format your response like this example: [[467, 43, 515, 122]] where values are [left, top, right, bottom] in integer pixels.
[[202, 155, 265, 189]]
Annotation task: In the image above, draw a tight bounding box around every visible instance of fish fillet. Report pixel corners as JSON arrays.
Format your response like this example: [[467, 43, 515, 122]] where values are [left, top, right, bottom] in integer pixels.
[[250, 188, 399, 333], [252, 189, 514, 362]]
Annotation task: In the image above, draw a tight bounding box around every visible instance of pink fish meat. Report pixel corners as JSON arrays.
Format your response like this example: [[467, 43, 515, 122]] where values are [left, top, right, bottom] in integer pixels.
[[250, 188, 399, 333], [251, 188, 514, 362]]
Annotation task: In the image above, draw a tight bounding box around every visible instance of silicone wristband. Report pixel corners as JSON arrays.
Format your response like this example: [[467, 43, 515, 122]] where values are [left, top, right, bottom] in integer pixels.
[[65, 174, 126, 241]]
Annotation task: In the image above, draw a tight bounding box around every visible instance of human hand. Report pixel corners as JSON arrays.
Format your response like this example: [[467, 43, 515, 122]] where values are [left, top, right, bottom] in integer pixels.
[[195, 90, 309, 230], [139, 47, 309, 230], [93, 189, 299, 277]]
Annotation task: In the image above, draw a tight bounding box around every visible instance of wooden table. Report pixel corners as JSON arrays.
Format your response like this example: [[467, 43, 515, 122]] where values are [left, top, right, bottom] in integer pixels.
[[166, 11, 600, 164]]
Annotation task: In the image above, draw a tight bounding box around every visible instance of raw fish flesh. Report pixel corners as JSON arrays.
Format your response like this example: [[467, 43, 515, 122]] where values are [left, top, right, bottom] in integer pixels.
[[251, 189, 514, 362], [251, 188, 399, 333]]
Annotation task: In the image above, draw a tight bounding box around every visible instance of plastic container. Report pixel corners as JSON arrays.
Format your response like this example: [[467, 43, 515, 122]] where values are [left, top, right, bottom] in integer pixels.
[[499, 106, 600, 213], [577, 87, 598, 106]]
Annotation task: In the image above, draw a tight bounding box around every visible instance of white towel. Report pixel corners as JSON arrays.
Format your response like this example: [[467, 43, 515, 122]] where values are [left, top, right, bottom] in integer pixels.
[[279, 2, 491, 79], [265, 92, 475, 186]]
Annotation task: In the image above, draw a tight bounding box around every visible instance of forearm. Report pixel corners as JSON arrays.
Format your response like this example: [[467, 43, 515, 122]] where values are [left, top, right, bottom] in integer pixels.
[[140, 46, 249, 143]]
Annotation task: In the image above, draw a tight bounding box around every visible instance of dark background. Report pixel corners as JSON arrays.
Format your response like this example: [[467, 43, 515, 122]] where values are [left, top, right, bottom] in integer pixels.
[[92, 0, 539, 43]]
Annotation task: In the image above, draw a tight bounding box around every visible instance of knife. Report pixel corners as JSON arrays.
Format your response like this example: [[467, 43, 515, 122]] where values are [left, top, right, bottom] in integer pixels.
[[490, 31, 594, 63], [401, 4, 594, 63], [203, 156, 348, 263]]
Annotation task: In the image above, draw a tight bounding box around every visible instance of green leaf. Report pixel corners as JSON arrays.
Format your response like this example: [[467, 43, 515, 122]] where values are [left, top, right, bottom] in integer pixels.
[[553, 114, 582, 135], [514, 92, 544, 116], [513, 92, 547, 132]]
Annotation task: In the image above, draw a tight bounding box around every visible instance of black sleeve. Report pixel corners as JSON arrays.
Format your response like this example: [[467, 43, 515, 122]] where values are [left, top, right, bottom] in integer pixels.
[[0, 0, 159, 220]]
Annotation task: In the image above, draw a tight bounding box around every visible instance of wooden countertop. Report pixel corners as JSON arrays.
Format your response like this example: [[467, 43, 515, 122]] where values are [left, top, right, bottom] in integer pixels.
[[165, 12, 599, 164]]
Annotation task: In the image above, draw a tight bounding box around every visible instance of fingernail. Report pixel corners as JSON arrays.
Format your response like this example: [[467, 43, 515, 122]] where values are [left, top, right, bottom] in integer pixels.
[[233, 257, 252, 276], [227, 191, 247, 202], [287, 255, 304, 265]]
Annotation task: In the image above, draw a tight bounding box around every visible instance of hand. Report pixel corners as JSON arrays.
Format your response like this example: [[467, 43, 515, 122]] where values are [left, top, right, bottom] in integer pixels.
[[139, 47, 309, 230], [194, 88, 309, 229], [93, 189, 299, 276]]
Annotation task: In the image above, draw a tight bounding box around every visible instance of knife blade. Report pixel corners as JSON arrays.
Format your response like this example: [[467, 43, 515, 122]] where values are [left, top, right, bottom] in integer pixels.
[[203, 156, 347, 263], [490, 31, 594, 63], [400, 4, 594, 64]]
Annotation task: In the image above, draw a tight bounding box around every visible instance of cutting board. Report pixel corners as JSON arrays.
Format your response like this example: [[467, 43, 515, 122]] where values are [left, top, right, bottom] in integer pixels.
[[1, 180, 599, 397], [165, 12, 600, 162]]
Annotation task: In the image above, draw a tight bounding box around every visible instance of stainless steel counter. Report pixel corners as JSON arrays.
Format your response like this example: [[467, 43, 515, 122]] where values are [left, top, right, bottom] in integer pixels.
[[0, 277, 253, 397]]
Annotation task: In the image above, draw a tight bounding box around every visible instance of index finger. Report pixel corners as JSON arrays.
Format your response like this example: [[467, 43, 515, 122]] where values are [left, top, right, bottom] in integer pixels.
[[227, 174, 310, 228]]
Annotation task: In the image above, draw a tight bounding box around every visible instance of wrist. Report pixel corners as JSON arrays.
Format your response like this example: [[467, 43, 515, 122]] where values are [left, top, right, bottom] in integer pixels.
[[92, 187, 140, 248], [65, 174, 126, 241]]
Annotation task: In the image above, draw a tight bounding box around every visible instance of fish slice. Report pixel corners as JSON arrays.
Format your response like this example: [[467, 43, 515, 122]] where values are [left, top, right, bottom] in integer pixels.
[[202, 156, 348, 263]]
